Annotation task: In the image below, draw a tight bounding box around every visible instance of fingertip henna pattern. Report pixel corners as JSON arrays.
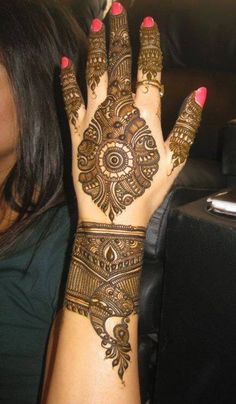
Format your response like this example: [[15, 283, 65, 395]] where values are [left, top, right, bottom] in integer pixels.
[[86, 23, 107, 96], [138, 21, 163, 80], [169, 93, 202, 173], [60, 62, 83, 129], [64, 222, 145, 382]]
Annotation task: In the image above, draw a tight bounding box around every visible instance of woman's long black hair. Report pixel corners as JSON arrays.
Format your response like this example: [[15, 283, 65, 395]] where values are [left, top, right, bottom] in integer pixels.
[[0, 0, 87, 257]]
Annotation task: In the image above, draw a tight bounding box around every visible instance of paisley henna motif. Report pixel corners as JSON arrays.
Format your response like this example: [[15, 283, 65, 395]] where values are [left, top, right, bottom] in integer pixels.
[[86, 25, 107, 96], [138, 22, 163, 80], [78, 9, 160, 222], [169, 93, 202, 173], [64, 222, 145, 382], [60, 63, 83, 129]]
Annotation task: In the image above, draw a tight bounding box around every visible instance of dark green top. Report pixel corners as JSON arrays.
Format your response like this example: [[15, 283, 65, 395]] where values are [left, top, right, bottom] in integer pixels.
[[0, 204, 73, 403]]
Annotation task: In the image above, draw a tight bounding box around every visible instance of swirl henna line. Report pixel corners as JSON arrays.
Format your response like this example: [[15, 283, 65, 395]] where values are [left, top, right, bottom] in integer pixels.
[[86, 25, 107, 96], [138, 22, 163, 81], [169, 93, 202, 173], [64, 222, 146, 382], [78, 10, 160, 222], [61, 63, 83, 130]]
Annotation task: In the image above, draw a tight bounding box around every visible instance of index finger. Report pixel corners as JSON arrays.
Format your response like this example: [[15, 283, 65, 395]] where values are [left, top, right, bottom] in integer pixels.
[[108, 2, 132, 95]]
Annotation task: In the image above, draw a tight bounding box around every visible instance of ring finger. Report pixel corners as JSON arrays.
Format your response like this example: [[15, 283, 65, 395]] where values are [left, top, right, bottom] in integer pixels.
[[135, 17, 163, 115]]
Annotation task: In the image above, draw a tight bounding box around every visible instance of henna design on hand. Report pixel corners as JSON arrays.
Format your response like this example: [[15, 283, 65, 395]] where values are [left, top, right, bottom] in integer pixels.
[[78, 9, 160, 222], [60, 62, 83, 129], [138, 22, 163, 80], [64, 222, 145, 382], [86, 24, 107, 96], [169, 93, 202, 173]]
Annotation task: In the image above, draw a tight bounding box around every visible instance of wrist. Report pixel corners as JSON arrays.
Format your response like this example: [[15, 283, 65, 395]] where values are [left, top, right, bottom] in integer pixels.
[[78, 204, 151, 228], [65, 221, 146, 382]]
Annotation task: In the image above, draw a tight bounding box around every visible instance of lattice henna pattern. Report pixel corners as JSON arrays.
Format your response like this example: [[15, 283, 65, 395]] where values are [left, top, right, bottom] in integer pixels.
[[64, 222, 145, 382], [169, 93, 202, 173]]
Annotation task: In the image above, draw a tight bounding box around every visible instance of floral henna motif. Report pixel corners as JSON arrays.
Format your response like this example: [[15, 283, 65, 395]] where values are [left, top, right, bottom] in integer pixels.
[[169, 93, 202, 173], [138, 22, 163, 80], [60, 63, 83, 129], [64, 222, 145, 382], [86, 25, 107, 96], [78, 9, 160, 222]]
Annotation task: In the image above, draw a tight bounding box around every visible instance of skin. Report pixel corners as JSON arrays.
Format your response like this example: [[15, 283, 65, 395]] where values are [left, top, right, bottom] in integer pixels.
[[0, 63, 18, 231]]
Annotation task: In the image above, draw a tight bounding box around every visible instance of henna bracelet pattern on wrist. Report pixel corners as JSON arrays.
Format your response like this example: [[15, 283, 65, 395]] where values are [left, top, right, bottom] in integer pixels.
[[64, 222, 146, 382]]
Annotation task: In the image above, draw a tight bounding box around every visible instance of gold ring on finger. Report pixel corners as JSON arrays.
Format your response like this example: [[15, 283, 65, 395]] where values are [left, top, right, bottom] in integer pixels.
[[136, 79, 164, 97]]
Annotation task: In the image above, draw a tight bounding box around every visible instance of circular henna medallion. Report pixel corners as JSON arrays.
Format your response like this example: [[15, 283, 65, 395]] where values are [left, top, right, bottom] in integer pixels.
[[78, 101, 160, 222], [97, 141, 134, 181]]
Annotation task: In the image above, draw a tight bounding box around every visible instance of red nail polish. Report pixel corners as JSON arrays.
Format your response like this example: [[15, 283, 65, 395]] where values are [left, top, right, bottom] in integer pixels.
[[91, 18, 103, 33], [111, 2, 123, 15], [142, 17, 155, 28], [61, 56, 70, 69], [195, 87, 207, 108]]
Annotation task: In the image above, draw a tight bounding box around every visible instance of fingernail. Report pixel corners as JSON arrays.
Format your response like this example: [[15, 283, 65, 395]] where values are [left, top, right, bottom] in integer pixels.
[[142, 17, 155, 28], [195, 87, 207, 108], [61, 56, 70, 69], [111, 2, 123, 15], [91, 18, 103, 33]]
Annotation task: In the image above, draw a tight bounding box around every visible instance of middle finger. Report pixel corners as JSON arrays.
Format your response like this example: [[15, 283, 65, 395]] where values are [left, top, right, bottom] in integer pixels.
[[108, 2, 132, 95]]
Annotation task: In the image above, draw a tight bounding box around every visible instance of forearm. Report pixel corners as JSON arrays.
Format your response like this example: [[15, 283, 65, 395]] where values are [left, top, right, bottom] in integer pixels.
[[45, 311, 140, 403], [45, 222, 145, 403]]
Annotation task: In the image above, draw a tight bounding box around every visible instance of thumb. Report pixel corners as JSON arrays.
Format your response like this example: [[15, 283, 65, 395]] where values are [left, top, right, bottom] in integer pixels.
[[165, 87, 207, 176]]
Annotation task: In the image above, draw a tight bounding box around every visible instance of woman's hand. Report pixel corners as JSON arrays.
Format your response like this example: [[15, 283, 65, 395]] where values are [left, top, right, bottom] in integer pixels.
[[61, 2, 206, 227], [44, 5, 207, 401]]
